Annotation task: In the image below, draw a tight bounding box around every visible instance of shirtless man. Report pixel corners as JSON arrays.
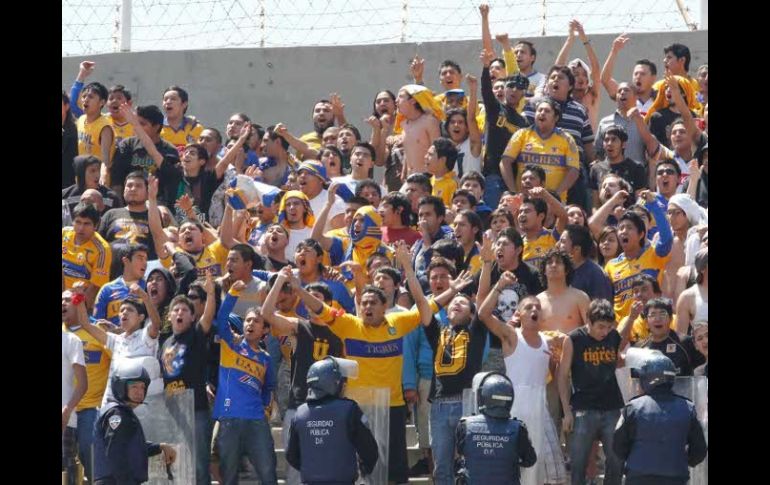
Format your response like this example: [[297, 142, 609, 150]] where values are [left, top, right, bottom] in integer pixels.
[[396, 85, 442, 179], [675, 246, 707, 336], [478, 286, 567, 485], [536, 248, 589, 334]]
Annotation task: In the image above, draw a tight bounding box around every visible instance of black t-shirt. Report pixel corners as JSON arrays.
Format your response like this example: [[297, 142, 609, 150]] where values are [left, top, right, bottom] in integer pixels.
[[589, 158, 648, 193], [160, 322, 211, 410], [111, 137, 181, 206], [288, 320, 344, 410], [424, 315, 488, 400], [481, 67, 529, 176], [568, 327, 624, 411], [649, 108, 697, 150], [99, 208, 157, 260], [175, 169, 223, 221], [471, 261, 544, 349], [635, 329, 693, 376]]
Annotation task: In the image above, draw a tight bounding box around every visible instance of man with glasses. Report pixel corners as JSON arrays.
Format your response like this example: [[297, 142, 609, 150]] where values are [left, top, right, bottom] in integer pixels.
[[654, 160, 681, 203], [633, 298, 693, 376], [479, 48, 529, 208]]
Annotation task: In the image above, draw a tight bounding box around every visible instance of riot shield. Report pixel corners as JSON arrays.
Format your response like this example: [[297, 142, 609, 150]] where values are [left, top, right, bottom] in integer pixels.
[[140, 389, 196, 484], [345, 387, 390, 485]]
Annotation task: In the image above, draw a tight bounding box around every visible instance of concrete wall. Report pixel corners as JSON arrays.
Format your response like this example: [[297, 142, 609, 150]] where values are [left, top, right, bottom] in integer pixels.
[[62, 31, 707, 137]]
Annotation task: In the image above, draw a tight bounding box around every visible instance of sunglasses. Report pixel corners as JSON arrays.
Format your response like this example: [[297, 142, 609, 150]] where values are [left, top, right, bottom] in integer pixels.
[[187, 293, 203, 301], [505, 82, 527, 90], [657, 168, 677, 176]]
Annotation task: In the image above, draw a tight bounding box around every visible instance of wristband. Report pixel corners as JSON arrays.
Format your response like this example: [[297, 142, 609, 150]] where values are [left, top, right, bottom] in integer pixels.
[[71, 293, 85, 306]]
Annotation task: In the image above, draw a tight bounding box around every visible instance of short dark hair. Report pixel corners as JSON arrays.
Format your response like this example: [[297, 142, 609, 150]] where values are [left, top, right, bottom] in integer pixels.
[[490, 208, 515, 227], [452, 189, 477, 208], [656, 159, 682, 176], [347, 196, 370, 208], [355, 180, 382, 199], [514, 40, 537, 59], [418, 195, 446, 218], [366, 252, 391, 270], [604, 125, 629, 143], [521, 197, 548, 218], [83, 82, 108, 101], [587, 299, 615, 324], [266, 125, 291, 151], [444, 108, 468, 133], [539, 248, 574, 286], [406, 173, 432, 193], [72, 203, 100, 225], [362, 285, 387, 304], [184, 143, 209, 161], [664, 43, 691, 71], [125, 171, 148, 188], [456, 209, 483, 243], [296, 238, 324, 257], [460, 170, 486, 191], [164, 85, 189, 108], [618, 210, 647, 243], [427, 256, 457, 279], [169, 294, 196, 315], [536, 96, 563, 121], [631, 273, 662, 295], [202, 127, 223, 144], [635, 59, 658, 76], [381, 192, 412, 226], [490, 57, 506, 69], [136, 105, 164, 129], [643, 297, 673, 319], [305, 282, 333, 303], [564, 224, 593, 258], [353, 141, 376, 162], [431, 239, 465, 271], [432, 137, 458, 171], [439, 60, 462, 74], [121, 298, 147, 320], [497, 227, 524, 262], [547, 66, 575, 92], [522, 164, 547, 184], [124, 243, 149, 261], [230, 243, 258, 268], [108, 85, 132, 101], [373, 266, 402, 287], [340, 124, 362, 142]]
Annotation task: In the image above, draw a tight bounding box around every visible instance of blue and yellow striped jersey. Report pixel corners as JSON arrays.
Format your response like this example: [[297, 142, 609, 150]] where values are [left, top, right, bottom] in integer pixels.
[[62, 227, 112, 290], [522, 228, 559, 268], [93, 277, 147, 325]]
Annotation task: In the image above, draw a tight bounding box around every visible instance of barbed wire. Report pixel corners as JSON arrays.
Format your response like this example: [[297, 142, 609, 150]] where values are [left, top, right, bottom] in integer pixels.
[[62, 0, 701, 57]]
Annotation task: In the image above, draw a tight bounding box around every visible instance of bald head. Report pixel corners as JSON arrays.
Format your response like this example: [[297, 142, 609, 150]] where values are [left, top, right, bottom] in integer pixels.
[[81, 189, 104, 212]]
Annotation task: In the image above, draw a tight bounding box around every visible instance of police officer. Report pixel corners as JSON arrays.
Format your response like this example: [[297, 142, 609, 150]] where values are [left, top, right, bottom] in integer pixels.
[[455, 372, 537, 485], [613, 352, 708, 485], [286, 356, 379, 485], [93, 360, 177, 484]]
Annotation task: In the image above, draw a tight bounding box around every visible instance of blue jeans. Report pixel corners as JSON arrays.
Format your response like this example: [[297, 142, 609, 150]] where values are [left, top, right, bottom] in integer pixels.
[[195, 410, 212, 485], [76, 407, 97, 480], [483, 173, 506, 209], [569, 409, 622, 485], [217, 418, 277, 485], [429, 400, 464, 485]]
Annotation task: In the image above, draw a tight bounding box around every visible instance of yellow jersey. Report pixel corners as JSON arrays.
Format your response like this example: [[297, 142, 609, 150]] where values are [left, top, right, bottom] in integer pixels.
[[317, 299, 439, 407], [503, 127, 580, 201], [431, 171, 458, 208], [605, 245, 671, 321], [77, 114, 114, 161], [653, 77, 702, 112], [64, 324, 112, 410], [522, 228, 559, 267], [62, 227, 112, 290], [161, 116, 204, 154], [299, 132, 323, 155], [106, 115, 134, 145], [161, 239, 229, 278]]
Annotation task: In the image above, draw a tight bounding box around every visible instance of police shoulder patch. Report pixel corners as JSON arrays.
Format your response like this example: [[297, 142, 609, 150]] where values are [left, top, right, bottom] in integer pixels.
[[108, 415, 122, 430]]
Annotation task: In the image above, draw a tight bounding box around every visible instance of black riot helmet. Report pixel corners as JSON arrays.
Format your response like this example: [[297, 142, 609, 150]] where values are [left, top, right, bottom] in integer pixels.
[[306, 356, 345, 401], [111, 359, 151, 405], [639, 352, 677, 393], [477, 372, 515, 419]]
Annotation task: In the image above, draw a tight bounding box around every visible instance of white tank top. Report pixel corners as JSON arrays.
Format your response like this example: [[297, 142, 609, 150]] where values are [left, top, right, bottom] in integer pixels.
[[693, 284, 708, 322], [504, 328, 550, 387], [456, 137, 482, 178]]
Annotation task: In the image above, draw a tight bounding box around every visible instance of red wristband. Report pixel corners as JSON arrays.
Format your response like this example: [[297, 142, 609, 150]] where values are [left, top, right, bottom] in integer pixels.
[[71, 293, 85, 306]]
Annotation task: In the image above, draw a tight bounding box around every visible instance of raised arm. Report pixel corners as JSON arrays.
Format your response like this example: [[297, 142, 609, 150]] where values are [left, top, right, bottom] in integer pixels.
[[588, 190, 628, 239], [98, 125, 115, 186], [627, 107, 661, 188], [263, 266, 300, 336], [476, 233, 496, 305], [432, 271, 475, 309], [465, 74, 483, 158], [666, 73, 702, 143], [198, 271, 217, 334], [129, 284, 161, 339], [219, 204, 236, 250], [274, 123, 320, 160], [480, 3, 494, 55], [216, 125, 250, 179], [686, 159, 701, 200], [330, 93, 348, 127], [617, 299, 643, 348], [69, 61, 95, 118], [601, 34, 629, 100], [120, 103, 164, 169], [497, 33, 519, 76], [554, 21, 577, 66], [147, 175, 171, 259], [72, 282, 109, 347], [410, 56, 426, 86], [573, 20, 602, 96], [366, 116, 386, 167], [395, 241, 433, 326], [338, 261, 367, 311], [480, 50, 500, 119], [310, 183, 340, 252], [530, 187, 568, 233], [478, 271, 519, 351], [641, 189, 673, 257]]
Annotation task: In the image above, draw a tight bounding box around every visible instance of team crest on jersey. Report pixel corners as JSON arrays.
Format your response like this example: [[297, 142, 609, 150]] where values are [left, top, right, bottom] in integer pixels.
[[525, 143, 533, 150], [551, 146, 559, 152], [240, 348, 249, 356], [108, 415, 122, 430], [388, 326, 397, 336]]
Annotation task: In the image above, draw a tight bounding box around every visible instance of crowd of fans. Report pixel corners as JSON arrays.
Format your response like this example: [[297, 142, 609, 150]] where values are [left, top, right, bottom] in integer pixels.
[[62, 4, 708, 484]]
